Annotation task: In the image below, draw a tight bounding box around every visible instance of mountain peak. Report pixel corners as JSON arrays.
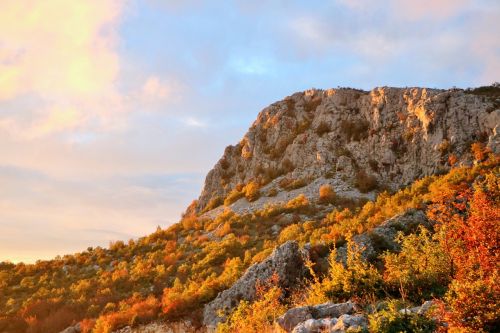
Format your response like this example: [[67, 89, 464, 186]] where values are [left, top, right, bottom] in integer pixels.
[[196, 86, 499, 214]]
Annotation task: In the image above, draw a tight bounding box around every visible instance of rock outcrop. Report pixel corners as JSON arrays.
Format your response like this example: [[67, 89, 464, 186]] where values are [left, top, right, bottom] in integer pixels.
[[337, 208, 432, 261], [277, 301, 357, 332], [196, 87, 500, 213], [203, 241, 307, 330], [278, 300, 434, 333], [277, 301, 367, 333]]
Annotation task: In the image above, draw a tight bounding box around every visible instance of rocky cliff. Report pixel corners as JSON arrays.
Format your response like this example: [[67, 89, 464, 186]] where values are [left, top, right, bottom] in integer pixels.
[[196, 87, 499, 213]]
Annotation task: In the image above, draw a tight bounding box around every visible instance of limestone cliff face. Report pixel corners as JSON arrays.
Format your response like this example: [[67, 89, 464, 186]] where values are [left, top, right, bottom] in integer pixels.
[[197, 87, 499, 213]]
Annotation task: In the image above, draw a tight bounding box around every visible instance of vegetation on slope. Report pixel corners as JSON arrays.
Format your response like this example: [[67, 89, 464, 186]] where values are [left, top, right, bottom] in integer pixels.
[[0, 145, 498, 333]]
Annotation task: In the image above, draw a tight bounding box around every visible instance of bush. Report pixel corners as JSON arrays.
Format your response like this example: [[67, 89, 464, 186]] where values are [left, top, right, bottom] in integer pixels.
[[382, 227, 451, 301], [279, 177, 308, 191], [278, 224, 302, 244], [368, 300, 436, 333], [319, 184, 336, 204], [204, 196, 223, 212], [471, 142, 488, 162], [356, 170, 378, 193], [224, 188, 244, 206], [315, 121, 330, 136], [285, 194, 310, 213], [216, 275, 286, 333], [306, 240, 383, 304], [340, 119, 369, 141], [243, 181, 261, 202]]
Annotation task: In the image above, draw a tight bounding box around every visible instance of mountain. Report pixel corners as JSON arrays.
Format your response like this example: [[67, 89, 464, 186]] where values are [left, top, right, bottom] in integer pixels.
[[196, 87, 498, 215], [0, 85, 498, 333]]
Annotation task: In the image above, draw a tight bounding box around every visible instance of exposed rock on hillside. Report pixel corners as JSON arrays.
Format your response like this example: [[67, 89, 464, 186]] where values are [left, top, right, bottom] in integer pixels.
[[337, 208, 431, 261], [203, 241, 307, 330], [197, 87, 499, 213]]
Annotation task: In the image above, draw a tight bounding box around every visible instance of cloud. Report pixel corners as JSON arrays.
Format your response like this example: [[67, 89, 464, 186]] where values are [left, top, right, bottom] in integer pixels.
[[141, 75, 184, 102], [183, 116, 207, 128], [0, 0, 123, 137], [336, 0, 472, 21]]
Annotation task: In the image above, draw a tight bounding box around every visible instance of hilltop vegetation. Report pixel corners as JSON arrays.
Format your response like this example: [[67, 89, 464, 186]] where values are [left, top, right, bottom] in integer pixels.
[[0, 145, 498, 333]]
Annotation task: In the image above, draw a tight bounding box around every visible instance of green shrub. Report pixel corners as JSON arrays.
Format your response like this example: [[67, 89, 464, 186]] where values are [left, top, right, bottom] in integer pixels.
[[368, 300, 436, 333], [382, 227, 451, 301]]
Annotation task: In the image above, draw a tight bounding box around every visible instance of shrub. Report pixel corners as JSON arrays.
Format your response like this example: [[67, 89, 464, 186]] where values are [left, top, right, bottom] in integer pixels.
[[368, 300, 436, 333], [281, 158, 294, 173], [204, 196, 223, 212], [306, 241, 383, 304], [278, 224, 302, 244], [279, 177, 308, 191], [382, 227, 451, 301], [315, 121, 330, 136], [94, 296, 160, 333], [437, 139, 450, 156], [304, 95, 322, 113], [318, 184, 336, 204], [224, 188, 244, 206], [267, 188, 278, 197], [285, 194, 310, 213], [355, 170, 378, 193], [471, 142, 488, 162], [448, 154, 458, 167], [340, 119, 369, 141], [243, 181, 261, 202], [434, 185, 500, 331], [368, 159, 379, 172], [216, 275, 286, 333]]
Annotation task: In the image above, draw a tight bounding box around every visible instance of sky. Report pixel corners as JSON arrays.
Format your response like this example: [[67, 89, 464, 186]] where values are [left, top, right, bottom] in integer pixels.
[[0, 0, 499, 263]]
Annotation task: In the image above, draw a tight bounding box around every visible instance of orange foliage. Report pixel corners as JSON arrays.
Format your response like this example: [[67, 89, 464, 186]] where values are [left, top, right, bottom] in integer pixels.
[[432, 184, 500, 331], [94, 295, 160, 333]]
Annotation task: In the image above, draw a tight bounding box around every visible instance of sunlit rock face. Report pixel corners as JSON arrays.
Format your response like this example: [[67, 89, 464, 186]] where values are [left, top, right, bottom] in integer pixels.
[[196, 87, 499, 214]]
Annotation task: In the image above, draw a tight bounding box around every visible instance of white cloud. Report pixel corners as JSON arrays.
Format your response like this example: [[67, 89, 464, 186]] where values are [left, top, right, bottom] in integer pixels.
[[183, 116, 207, 128]]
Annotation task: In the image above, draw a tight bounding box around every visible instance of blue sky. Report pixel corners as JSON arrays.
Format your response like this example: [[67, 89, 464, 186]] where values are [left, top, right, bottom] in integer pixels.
[[0, 0, 498, 263]]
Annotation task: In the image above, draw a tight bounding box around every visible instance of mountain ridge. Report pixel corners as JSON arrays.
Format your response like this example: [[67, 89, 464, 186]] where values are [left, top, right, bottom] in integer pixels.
[[195, 86, 499, 215]]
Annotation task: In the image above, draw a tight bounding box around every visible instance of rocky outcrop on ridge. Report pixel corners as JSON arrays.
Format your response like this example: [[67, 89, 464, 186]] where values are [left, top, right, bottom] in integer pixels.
[[203, 241, 307, 330], [196, 87, 500, 213], [336, 208, 431, 262]]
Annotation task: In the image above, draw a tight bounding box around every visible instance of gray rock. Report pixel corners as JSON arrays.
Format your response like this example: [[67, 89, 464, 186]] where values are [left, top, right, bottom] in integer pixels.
[[331, 314, 367, 332], [278, 306, 313, 332], [400, 300, 435, 315], [312, 301, 356, 319], [203, 241, 307, 329], [292, 318, 338, 333], [277, 301, 356, 332], [59, 323, 80, 333]]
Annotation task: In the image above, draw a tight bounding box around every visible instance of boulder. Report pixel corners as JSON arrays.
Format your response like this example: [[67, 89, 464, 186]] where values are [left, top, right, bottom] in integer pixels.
[[203, 241, 307, 329], [59, 323, 80, 333], [292, 318, 338, 333], [277, 301, 356, 332], [331, 314, 367, 332]]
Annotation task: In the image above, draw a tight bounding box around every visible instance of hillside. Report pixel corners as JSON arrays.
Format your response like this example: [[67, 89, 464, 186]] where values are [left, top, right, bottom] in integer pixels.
[[0, 86, 499, 333]]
